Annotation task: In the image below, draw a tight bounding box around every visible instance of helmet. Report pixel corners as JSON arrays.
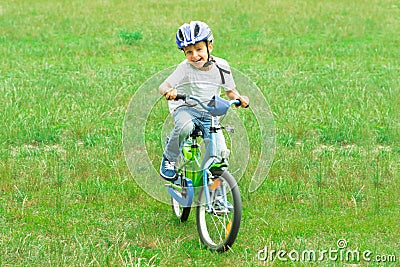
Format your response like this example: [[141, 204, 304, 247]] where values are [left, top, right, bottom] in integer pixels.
[[176, 21, 213, 50]]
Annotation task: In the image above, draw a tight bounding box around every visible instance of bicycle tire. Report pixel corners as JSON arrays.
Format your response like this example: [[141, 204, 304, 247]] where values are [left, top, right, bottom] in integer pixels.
[[171, 179, 191, 222], [196, 171, 242, 252]]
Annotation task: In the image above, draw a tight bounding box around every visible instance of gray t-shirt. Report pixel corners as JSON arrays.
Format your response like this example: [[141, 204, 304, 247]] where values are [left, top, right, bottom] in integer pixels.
[[165, 56, 236, 113]]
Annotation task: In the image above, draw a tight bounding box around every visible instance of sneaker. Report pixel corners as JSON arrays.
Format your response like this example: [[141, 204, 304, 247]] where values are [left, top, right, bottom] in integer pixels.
[[160, 156, 177, 181]]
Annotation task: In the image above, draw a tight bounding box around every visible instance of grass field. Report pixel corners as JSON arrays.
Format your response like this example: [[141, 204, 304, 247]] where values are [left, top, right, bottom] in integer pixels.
[[1, 0, 399, 266]]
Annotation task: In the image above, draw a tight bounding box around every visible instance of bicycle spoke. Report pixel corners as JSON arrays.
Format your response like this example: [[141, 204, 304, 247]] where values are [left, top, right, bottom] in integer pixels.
[[209, 212, 227, 242]]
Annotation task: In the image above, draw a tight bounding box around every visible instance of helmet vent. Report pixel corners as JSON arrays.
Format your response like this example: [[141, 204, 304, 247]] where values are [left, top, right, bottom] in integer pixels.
[[178, 29, 184, 41], [194, 24, 200, 37]]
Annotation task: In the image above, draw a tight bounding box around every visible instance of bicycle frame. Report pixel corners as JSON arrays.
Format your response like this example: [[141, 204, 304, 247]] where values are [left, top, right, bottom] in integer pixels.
[[202, 115, 221, 213], [167, 94, 240, 211]]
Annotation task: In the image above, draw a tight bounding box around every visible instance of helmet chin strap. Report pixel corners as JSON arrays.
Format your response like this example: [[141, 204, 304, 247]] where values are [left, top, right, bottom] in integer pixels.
[[202, 40, 214, 68], [202, 60, 213, 68], [201, 40, 230, 84]]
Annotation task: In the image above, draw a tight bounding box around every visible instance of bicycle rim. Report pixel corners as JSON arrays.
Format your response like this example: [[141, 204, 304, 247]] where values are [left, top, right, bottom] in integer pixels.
[[196, 171, 242, 252]]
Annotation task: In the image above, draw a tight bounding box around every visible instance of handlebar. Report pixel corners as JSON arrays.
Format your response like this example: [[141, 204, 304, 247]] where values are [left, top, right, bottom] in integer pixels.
[[176, 94, 245, 107], [174, 94, 247, 116]]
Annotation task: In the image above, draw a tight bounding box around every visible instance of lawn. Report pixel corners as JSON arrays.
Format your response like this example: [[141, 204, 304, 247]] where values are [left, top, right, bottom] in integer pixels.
[[0, 0, 399, 266]]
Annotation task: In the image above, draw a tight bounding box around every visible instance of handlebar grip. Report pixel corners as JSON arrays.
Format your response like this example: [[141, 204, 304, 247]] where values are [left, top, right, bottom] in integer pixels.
[[233, 99, 241, 106], [235, 99, 250, 108], [175, 94, 187, 101]]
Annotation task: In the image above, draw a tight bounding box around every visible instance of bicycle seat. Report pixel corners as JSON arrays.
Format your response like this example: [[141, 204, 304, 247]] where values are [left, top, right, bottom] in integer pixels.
[[190, 125, 203, 138]]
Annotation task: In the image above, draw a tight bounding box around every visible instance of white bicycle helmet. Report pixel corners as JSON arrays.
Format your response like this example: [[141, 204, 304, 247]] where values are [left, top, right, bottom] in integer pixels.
[[176, 21, 214, 50]]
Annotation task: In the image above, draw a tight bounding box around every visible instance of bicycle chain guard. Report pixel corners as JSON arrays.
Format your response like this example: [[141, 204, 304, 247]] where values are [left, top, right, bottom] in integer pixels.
[[167, 178, 194, 208]]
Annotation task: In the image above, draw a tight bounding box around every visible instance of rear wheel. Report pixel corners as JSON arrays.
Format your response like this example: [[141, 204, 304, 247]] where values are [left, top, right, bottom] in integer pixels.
[[196, 171, 242, 252], [171, 179, 191, 222]]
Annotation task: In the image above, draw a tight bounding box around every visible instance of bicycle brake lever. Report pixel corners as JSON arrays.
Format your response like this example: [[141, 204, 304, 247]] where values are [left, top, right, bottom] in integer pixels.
[[175, 94, 187, 101], [223, 126, 235, 133]]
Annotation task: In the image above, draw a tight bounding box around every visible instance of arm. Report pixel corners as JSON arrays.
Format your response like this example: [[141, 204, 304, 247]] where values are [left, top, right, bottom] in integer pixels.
[[225, 89, 249, 108], [158, 62, 188, 100], [159, 81, 177, 100]]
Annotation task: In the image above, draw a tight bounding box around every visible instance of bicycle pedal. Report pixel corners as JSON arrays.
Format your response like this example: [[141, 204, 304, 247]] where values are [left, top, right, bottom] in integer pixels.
[[213, 208, 230, 216]]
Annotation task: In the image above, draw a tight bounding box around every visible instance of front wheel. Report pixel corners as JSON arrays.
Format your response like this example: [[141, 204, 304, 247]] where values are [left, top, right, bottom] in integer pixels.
[[196, 171, 242, 252]]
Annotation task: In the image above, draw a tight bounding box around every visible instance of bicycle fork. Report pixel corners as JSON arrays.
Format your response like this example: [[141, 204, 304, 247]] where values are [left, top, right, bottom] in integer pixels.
[[203, 116, 219, 213], [202, 169, 213, 213]]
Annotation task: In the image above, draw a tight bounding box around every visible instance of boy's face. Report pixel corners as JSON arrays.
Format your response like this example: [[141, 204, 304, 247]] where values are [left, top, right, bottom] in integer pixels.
[[183, 41, 213, 69]]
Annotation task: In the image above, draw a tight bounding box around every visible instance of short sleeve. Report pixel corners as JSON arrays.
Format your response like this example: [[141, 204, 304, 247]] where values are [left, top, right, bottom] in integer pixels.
[[165, 61, 187, 88]]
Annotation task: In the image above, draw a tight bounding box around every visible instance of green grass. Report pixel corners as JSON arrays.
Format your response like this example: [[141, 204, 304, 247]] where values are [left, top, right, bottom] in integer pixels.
[[1, 0, 399, 266]]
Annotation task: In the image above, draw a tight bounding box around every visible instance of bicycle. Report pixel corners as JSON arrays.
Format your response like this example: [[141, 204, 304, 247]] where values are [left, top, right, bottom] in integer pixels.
[[165, 93, 247, 252]]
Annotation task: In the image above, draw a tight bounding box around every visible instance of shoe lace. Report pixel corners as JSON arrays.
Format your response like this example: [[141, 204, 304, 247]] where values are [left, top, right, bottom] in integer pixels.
[[164, 160, 176, 171]]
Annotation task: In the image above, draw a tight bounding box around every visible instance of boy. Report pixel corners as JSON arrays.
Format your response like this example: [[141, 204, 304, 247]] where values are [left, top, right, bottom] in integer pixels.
[[159, 21, 249, 181]]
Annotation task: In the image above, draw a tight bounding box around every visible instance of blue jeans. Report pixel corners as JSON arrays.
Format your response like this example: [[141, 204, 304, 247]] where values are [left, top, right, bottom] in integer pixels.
[[163, 107, 228, 167]]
